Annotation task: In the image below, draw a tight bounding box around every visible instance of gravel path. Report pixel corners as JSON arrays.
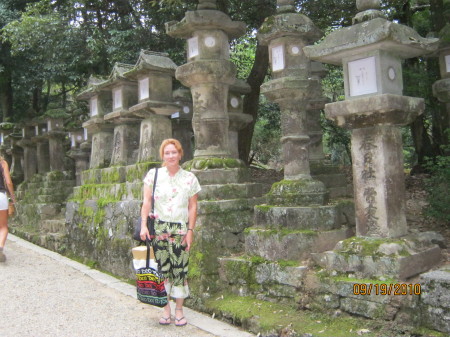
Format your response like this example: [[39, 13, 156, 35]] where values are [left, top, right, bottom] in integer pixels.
[[0, 235, 254, 337]]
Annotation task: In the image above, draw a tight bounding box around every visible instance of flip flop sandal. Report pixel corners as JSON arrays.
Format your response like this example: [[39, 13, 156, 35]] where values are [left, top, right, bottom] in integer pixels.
[[175, 316, 187, 327], [159, 316, 171, 325]]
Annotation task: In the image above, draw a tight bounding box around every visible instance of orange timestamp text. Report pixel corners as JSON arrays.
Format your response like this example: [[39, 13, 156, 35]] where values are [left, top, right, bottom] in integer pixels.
[[353, 283, 421, 296]]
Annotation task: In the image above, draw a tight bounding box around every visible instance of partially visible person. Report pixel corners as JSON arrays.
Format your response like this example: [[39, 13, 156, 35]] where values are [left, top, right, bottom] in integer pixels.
[[0, 157, 16, 262], [140, 138, 201, 327]]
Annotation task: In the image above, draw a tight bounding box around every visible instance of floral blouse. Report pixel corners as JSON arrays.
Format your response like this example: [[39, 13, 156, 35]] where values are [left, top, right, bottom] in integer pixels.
[[143, 167, 201, 225]]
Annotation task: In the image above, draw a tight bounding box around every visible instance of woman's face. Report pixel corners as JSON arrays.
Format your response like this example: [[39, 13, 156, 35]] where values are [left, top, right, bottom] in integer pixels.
[[163, 143, 181, 167]]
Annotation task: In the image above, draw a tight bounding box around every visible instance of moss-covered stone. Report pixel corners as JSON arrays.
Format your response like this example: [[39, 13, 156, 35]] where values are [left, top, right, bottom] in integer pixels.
[[183, 157, 246, 170], [266, 178, 327, 206]]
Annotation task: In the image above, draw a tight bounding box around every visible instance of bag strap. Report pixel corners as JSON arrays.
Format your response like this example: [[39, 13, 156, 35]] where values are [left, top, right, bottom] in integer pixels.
[[145, 239, 151, 268], [150, 168, 158, 216]]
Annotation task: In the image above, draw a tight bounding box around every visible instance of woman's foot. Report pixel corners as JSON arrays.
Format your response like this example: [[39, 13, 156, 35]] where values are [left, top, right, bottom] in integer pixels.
[[159, 316, 171, 325], [175, 308, 187, 326]]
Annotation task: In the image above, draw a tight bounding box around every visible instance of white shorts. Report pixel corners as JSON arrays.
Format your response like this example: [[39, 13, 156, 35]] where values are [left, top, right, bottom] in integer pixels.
[[0, 192, 8, 210]]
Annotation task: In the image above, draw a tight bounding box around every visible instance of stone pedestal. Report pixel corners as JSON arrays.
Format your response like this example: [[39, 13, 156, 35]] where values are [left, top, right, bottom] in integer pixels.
[[67, 147, 90, 186], [326, 94, 424, 237], [136, 114, 173, 162], [82, 118, 114, 169], [6, 134, 24, 185], [17, 136, 37, 181], [34, 137, 50, 174], [172, 88, 194, 162], [228, 79, 252, 159]]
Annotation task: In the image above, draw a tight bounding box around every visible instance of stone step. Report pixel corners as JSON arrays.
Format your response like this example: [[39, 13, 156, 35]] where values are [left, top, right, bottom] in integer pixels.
[[80, 162, 159, 185], [17, 203, 63, 220], [72, 182, 142, 201], [199, 183, 270, 200], [17, 180, 76, 191], [218, 255, 308, 299], [41, 219, 67, 233], [245, 227, 353, 261], [312, 234, 443, 280], [254, 204, 351, 231]]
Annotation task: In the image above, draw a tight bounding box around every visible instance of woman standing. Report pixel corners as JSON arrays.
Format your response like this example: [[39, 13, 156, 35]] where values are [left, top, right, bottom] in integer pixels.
[[0, 157, 16, 262], [140, 138, 201, 327]]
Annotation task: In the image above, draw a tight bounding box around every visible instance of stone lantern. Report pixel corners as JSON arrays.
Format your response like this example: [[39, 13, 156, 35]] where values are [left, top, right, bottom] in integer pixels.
[[166, 0, 248, 184], [98, 63, 140, 166], [17, 123, 38, 181], [228, 79, 252, 159], [31, 120, 50, 174], [126, 50, 179, 162], [304, 0, 441, 279], [171, 88, 194, 162], [5, 131, 24, 185], [78, 76, 114, 169], [258, 0, 327, 205], [67, 129, 90, 186], [432, 24, 450, 137], [45, 117, 67, 172]]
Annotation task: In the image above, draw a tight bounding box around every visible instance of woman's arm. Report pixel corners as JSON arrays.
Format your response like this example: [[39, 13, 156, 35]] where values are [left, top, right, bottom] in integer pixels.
[[2, 161, 15, 203], [139, 183, 153, 241], [183, 193, 198, 251]]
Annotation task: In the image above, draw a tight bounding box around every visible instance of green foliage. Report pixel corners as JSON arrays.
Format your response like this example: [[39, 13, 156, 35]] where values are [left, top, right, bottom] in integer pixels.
[[424, 130, 450, 222], [250, 96, 281, 166], [230, 35, 257, 79]]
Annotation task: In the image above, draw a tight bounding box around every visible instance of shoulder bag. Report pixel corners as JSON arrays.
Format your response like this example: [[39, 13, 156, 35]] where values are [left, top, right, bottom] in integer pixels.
[[135, 239, 168, 307]]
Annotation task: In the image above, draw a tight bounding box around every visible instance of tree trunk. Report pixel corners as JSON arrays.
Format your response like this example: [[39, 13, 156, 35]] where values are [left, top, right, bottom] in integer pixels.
[[238, 42, 269, 164], [0, 73, 13, 122]]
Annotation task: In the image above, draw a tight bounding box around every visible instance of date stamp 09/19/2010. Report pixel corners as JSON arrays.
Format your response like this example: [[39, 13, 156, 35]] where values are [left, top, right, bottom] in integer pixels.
[[353, 283, 422, 296]]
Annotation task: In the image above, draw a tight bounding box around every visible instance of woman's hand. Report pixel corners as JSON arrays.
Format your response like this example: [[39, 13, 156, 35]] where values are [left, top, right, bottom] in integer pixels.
[[182, 230, 193, 251], [140, 223, 151, 241]]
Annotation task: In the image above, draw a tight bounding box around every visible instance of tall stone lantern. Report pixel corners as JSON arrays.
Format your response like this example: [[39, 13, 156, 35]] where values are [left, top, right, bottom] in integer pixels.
[[432, 24, 450, 136], [166, 0, 248, 184], [78, 76, 114, 169], [31, 120, 50, 174], [304, 0, 441, 279], [99, 63, 140, 166], [17, 123, 38, 181], [258, 0, 327, 205], [126, 50, 179, 163]]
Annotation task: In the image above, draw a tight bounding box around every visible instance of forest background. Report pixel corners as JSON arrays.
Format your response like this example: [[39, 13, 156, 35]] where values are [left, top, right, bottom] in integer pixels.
[[0, 0, 449, 221]]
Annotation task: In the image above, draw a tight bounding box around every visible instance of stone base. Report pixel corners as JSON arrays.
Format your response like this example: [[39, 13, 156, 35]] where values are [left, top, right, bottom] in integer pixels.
[[254, 200, 355, 231], [245, 227, 353, 261], [312, 234, 443, 280], [266, 178, 328, 206], [419, 265, 450, 333], [218, 256, 308, 300], [184, 157, 249, 184], [191, 168, 249, 184]]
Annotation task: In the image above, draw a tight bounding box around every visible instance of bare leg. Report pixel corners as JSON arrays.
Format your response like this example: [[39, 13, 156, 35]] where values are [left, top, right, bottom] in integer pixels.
[[0, 210, 8, 247], [175, 298, 187, 326], [159, 298, 171, 325], [0, 210, 8, 262]]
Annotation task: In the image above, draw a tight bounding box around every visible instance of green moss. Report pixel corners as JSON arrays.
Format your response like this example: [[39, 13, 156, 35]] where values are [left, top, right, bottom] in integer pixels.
[[254, 205, 274, 212], [204, 293, 383, 336], [252, 228, 317, 238], [183, 157, 245, 170], [337, 237, 411, 258], [258, 15, 275, 34]]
